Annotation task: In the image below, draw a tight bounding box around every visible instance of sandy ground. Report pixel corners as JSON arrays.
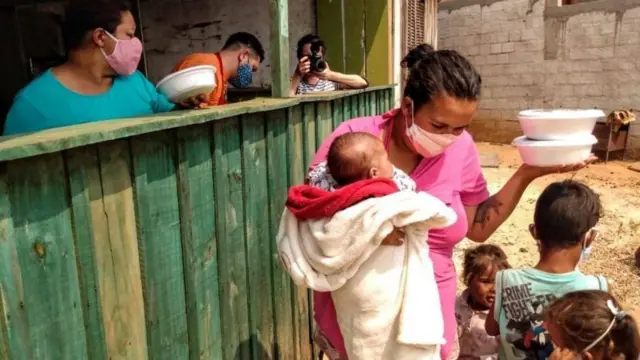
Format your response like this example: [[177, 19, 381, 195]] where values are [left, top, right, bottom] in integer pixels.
[[453, 143, 640, 311]]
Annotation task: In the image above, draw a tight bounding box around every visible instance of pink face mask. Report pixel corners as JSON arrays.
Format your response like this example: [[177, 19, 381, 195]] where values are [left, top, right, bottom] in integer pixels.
[[101, 31, 143, 76], [405, 100, 459, 157]]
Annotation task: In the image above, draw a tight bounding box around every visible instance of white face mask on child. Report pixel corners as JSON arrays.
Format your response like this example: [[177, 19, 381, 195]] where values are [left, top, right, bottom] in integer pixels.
[[578, 228, 598, 266]]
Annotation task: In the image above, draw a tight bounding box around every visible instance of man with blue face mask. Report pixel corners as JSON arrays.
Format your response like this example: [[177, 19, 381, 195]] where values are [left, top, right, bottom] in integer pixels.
[[172, 32, 265, 106]]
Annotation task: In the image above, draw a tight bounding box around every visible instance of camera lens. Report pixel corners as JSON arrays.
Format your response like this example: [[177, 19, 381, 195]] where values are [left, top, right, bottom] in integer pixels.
[[315, 59, 327, 72]]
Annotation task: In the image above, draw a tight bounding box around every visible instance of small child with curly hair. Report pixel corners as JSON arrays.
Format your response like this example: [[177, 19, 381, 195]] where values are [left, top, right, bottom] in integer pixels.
[[456, 244, 511, 360], [544, 290, 640, 360]]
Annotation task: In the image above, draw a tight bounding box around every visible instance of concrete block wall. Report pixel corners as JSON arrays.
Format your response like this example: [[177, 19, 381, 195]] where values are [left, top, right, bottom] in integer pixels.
[[438, 0, 640, 159], [139, 0, 315, 87]]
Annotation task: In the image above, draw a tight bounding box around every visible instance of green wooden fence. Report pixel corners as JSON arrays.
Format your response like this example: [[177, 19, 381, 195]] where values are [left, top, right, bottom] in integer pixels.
[[0, 86, 394, 360]]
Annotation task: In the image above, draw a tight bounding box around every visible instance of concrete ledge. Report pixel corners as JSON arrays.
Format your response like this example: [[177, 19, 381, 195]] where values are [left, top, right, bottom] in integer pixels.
[[544, 0, 640, 18], [439, 0, 503, 12]]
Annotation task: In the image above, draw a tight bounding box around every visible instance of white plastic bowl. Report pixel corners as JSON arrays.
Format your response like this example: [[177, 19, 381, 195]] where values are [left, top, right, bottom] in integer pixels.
[[512, 135, 597, 166], [156, 65, 216, 103], [517, 109, 605, 141]]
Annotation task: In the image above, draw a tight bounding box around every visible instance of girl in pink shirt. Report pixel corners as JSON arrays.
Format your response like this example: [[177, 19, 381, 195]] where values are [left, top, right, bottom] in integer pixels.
[[308, 44, 594, 360]]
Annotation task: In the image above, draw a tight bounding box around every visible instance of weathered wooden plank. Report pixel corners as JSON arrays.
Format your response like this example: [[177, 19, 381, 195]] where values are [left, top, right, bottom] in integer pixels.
[[370, 91, 378, 116], [94, 141, 148, 360], [344, 0, 366, 76], [377, 90, 385, 113], [286, 105, 313, 360], [0, 89, 398, 163], [358, 93, 367, 117], [175, 125, 223, 360], [0, 166, 30, 360], [265, 110, 296, 360], [317, 0, 345, 73], [65, 147, 108, 360], [332, 99, 344, 130], [343, 96, 353, 123], [7, 153, 87, 359], [316, 101, 333, 145], [384, 89, 392, 112], [365, 0, 392, 86], [269, 0, 290, 98], [241, 113, 276, 359], [212, 118, 251, 360], [131, 132, 189, 359], [302, 103, 317, 166]]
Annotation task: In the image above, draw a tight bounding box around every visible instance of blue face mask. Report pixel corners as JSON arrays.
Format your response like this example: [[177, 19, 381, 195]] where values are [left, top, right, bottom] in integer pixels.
[[230, 63, 253, 88]]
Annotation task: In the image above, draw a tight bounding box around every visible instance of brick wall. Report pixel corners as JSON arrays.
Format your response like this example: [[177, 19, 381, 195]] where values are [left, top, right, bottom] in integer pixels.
[[438, 0, 640, 159]]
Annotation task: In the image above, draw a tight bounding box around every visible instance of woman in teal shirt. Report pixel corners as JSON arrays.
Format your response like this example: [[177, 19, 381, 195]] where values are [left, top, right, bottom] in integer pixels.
[[3, 0, 204, 136]]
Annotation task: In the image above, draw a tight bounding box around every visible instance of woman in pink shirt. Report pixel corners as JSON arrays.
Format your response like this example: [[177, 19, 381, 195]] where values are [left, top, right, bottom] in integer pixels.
[[308, 44, 592, 360]]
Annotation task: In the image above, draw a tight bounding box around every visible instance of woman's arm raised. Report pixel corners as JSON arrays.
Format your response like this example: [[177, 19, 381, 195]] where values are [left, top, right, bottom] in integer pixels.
[[465, 160, 594, 242]]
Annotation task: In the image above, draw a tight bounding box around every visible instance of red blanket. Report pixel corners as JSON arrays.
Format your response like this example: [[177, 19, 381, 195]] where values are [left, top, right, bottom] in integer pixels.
[[285, 178, 399, 220]]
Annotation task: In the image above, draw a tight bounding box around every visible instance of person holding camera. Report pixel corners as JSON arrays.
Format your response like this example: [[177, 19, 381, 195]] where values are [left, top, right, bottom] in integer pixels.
[[290, 34, 368, 96]]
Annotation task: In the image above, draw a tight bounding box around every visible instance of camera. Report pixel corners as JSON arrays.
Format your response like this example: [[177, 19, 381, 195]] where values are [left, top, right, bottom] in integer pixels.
[[309, 40, 327, 73]]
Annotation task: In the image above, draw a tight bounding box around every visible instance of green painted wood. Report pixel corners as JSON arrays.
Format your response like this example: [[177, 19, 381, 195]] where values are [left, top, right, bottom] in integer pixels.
[[377, 91, 384, 113], [302, 103, 317, 167], [384, 89, 392, 112], [212, 117, 251, 360], [365, 0, 391, 86], [358, 93, 367, 117], [370, 92, 378, 115], [131, 132, 189, 360], [344, 0, 366, 76], [286, 105, 313, 360], [175, 124, 224, 360], [0, 167, 30, 360], [0, 293, 8, 360], [269, 0, 290, 98], [343, 96, 353, 123], [0, 88, 396, 163], [316, 0, 345, 73], [350, 95, 359, 120], [65, 147, 108, 360], [331, 99, 344, 130], [316, 102, 333, 145], [6, 154, 87, 359], [241, 113, 276, 359], [265, 109, 296, 360]]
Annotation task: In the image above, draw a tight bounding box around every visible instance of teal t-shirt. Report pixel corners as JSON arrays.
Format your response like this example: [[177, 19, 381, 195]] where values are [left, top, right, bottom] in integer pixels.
[[3, 69, 175, 135], [494, 268, 607, 360]]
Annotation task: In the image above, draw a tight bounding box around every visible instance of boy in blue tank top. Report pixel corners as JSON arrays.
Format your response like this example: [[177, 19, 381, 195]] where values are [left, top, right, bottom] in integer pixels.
[[485, 180, 609, 360]]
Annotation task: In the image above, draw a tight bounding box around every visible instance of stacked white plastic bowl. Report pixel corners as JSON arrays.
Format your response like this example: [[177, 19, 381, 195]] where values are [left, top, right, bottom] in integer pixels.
[[156, 65, 216, 103], [512, 109, 605, 166]]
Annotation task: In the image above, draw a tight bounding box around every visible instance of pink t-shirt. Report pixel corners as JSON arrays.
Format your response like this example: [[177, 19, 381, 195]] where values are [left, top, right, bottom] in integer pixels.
[[309, 109, 490, 360]]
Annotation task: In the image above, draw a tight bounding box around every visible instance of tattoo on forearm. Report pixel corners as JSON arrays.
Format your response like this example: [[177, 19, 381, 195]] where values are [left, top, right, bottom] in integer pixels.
[[473, 197, 503, 227]]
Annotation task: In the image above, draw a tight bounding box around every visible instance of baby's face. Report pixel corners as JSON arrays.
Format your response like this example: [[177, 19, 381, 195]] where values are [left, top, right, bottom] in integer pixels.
[[369, 146, 394, 180]]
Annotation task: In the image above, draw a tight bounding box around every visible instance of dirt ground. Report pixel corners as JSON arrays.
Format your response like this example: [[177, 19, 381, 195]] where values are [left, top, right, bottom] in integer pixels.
[[453, 143, 640, 311]]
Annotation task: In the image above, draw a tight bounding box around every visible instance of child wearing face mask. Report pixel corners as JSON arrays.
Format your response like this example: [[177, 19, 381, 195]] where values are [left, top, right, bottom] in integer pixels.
[[456, 244, 511, 360], [485, 180, 609, 360], [544, 290, 640, 360]]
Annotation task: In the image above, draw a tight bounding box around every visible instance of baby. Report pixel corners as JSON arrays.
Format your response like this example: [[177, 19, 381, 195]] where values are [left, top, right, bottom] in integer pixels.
[[308, 132, 416, 192]]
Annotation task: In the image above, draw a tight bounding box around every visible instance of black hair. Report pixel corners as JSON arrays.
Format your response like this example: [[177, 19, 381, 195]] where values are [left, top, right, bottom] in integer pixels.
[[401, 43, 435, 69], [402, 43, 482, 110], [327, 132, 382, 186], [534, 180, 602, 249], [462, 244, 511, 286], [62, 0, 131, 51], [297, 34, 325, 59], [545, 290, 640, 360], [222, 32, 265, 63]]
